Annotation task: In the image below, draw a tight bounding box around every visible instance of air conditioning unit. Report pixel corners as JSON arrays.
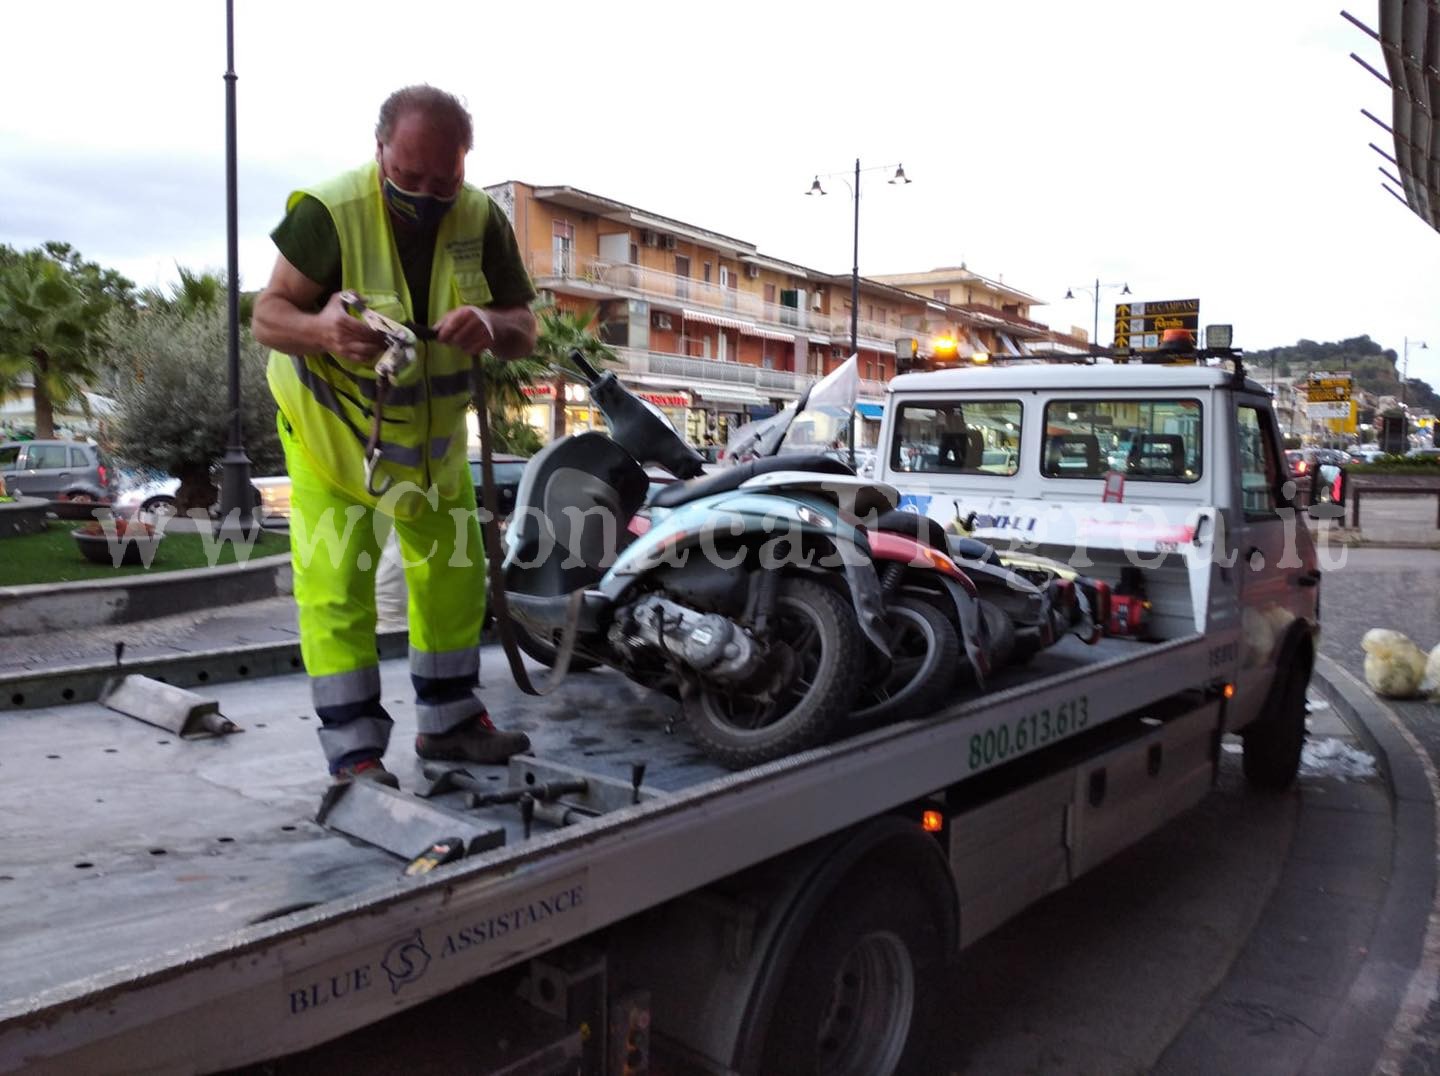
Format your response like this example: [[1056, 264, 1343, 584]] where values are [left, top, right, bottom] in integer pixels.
[[640, 229, 659, 247], [660, 234, 678, 251], [745, 264, 761, 279], [653, 313, 674, 330]]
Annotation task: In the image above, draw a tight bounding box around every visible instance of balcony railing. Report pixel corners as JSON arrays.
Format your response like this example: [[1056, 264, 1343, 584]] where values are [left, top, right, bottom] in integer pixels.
[[609, 347, 887, 402], [535, 250, 970, 358]]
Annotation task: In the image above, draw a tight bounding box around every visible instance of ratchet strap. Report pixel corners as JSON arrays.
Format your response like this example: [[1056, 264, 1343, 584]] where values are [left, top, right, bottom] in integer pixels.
[[470, 356, 582, 697]]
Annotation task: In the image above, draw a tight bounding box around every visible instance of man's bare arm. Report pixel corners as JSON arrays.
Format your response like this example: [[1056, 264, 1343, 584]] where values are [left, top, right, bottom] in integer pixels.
[[251, 255, 385, 364]]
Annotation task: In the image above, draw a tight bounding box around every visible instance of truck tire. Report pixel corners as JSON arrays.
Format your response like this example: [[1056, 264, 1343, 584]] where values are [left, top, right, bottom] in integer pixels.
[[685, 577, 862, 769], [1242, 656, 1310, 791], [758, 868, 941, 1075], [851, 595, 959, 725]]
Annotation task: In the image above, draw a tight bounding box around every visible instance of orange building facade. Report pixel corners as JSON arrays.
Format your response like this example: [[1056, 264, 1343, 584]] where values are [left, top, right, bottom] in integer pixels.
[[485, 180, 1069, 446]]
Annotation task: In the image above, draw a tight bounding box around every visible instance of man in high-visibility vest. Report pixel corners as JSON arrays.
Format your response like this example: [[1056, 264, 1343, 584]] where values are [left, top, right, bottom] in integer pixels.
[[252, 85, 536, 786]]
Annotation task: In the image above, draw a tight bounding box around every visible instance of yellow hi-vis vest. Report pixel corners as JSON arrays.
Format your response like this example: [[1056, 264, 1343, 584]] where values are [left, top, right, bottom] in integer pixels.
[[266, 160, 493, 519]]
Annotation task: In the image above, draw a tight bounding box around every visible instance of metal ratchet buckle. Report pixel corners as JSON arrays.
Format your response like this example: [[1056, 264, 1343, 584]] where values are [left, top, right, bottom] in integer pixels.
[[339, 291, 418, 497]]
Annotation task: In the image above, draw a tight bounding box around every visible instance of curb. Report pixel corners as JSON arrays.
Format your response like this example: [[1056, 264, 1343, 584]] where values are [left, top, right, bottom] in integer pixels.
[[0, 622, 501, 712], [0, 552, 293, 637], [1306, 656, 1439, 1073]]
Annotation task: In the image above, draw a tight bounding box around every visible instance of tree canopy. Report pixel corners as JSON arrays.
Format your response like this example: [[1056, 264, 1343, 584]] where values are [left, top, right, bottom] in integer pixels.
[[1249, 335, 1439, 414]]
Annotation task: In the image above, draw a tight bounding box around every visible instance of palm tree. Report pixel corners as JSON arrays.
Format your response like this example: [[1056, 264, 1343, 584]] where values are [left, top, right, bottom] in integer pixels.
[[525, 303, 617, 441], [139, 266, 255, 322], [0, 252, 112, 438]]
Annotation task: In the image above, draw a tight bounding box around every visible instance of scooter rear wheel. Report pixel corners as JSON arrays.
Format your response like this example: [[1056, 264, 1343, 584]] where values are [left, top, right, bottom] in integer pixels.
[[851, 595, 959, 726], [684, 577, 863, 769]]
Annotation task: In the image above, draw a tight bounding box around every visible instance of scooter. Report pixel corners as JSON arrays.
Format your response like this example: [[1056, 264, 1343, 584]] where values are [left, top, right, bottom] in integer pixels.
[[501, 352, 898, 770]]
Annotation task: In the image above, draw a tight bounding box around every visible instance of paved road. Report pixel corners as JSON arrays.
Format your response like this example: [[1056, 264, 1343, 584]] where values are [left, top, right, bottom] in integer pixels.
[[1317, 547, 1440, 1075]]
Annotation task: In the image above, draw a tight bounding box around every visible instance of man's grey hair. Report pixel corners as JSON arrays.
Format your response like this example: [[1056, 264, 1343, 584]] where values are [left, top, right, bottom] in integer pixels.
[[375, 85, 474, 150]]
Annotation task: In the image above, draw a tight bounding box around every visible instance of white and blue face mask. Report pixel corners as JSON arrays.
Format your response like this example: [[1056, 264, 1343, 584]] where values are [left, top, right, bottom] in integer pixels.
[[382, 177, 458, 229]]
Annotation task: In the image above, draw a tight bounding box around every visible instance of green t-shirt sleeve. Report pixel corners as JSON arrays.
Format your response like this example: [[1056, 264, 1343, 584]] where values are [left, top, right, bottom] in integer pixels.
[[483, 206, 537, 309], [269, 195, 342, 294]]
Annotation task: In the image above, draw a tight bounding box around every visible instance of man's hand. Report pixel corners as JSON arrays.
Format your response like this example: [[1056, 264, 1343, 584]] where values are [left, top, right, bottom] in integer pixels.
[[435, 305, 497, 356], [318, 292, 387, 364]]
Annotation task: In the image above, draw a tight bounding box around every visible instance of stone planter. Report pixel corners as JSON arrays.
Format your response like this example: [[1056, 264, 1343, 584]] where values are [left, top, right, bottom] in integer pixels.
[[0, 497, 51, 539], [71, 522, 164, 567]]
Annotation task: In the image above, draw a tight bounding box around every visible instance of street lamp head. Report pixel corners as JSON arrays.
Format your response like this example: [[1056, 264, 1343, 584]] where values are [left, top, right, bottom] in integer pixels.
[[1121, 283, 1132, 295], [889, 164, 911, 185], [1064, 288, 1075, 300], [807, 176, 826, 196]]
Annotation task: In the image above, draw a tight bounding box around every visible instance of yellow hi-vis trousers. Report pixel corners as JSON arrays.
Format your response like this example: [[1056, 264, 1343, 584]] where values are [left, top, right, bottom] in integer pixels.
[[280, 414, 487, 771]]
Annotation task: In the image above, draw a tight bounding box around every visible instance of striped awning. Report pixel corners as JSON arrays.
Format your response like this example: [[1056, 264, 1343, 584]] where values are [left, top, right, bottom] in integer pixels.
[[683, 308, 754, 333], [749, 327, 796, 342]]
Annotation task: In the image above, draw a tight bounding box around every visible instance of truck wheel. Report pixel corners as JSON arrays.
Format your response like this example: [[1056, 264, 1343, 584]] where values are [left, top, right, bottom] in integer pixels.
[[852, 594, 959, 725], [759, 870, 941, 1075], [685, 577, 862, 769], [1242, 657, 1309, 791], [509, 619, 601, 673]]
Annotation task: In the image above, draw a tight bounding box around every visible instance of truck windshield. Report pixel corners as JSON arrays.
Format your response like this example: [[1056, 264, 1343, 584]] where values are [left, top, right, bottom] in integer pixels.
[[1042, 398, 1202, 482], [890, 400, 1022, 476]]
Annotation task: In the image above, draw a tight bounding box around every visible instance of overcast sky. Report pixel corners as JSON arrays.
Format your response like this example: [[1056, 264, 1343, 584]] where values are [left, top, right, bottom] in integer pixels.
[[5, 0, 1438, 388]]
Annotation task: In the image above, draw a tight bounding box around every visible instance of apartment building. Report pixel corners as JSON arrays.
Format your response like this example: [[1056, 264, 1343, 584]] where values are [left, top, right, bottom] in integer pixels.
[[485, 181, 1059, 445]]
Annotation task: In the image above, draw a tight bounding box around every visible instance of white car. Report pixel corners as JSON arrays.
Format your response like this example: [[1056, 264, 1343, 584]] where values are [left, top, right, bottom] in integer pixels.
[[114, 475, 291, 523]]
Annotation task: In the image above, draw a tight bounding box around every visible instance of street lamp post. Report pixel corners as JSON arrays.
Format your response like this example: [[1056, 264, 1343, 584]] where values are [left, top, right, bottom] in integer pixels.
[[1064, 278, 1131, 353], [806, 159, 910, 463], [216, 0, 252, 535], [1402, 336, 1427, 408]]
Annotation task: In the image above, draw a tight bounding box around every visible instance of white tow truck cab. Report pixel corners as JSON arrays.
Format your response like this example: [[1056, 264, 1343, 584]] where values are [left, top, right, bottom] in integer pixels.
[[0, 359, 1320, 1075]]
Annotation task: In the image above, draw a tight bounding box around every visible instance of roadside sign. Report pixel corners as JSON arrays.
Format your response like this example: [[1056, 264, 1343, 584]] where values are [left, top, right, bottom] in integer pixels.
[[1305, 372, 1351, 419], [1113, 299, 1200, 351]]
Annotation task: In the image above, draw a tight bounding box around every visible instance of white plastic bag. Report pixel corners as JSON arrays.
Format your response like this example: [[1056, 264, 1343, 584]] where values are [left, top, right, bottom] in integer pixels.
[[375, 530, 408, 630], [1422, 642, 1440, 701], [1361, 629, 1428, 699]]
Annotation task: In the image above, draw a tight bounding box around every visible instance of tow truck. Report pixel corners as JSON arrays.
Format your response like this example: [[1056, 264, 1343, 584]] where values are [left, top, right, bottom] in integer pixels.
[[0, 343, 1321, 1074]]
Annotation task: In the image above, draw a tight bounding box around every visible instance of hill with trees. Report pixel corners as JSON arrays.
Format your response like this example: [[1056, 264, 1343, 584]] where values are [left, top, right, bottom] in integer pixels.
[[1248, 335, 1439, 414]]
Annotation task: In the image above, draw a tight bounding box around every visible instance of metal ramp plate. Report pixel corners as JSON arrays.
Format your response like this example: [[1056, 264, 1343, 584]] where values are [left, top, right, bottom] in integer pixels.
[[316, 779, 506, 860]]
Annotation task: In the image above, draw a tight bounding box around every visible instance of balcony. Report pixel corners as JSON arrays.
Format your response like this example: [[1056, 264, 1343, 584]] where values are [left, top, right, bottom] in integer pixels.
[[607, 347, 887, 403], [532, 250, 838, 337], [950, 302, 1050, 336]]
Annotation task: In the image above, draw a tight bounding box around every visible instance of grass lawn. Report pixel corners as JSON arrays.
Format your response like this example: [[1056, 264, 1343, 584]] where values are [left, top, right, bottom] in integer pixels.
[[0, 520, 288, 587]]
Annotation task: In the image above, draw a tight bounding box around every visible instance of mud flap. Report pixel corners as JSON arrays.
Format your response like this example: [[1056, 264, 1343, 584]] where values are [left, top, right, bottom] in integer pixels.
[[942, 575, 990, 688], [836, 537, 892, 659]]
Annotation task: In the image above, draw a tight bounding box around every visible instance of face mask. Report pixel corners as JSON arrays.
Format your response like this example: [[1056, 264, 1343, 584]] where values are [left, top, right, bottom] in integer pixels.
[[382, 177, 458, 229]]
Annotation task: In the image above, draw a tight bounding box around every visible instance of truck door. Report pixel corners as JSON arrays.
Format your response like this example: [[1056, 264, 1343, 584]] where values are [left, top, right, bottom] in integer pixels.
[[1231, 398, 1310, 731]]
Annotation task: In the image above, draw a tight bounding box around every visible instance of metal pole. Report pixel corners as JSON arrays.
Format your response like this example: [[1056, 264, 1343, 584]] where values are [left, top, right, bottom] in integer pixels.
[[1092, 277, 1100, 352], [1402, 337, 1409, 408], [217, 0, 252, 534], [848, 158, 859, 467]]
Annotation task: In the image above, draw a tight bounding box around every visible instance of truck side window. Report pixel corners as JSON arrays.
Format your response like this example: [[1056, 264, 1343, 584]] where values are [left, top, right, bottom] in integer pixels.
[[890, 400, 1022, 476], [1237, 405, 1281, 516]]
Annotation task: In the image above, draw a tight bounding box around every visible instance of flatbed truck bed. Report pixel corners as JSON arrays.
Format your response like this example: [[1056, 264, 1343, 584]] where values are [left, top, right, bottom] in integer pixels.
[[0, 626, 1232, 1073]]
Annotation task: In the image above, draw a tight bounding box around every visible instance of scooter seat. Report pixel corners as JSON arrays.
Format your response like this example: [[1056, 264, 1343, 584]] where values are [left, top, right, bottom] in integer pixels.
[[648, 454, 854, 510]]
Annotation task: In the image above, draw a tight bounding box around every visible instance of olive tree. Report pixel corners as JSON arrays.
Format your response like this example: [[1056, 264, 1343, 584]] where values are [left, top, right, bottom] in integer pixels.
[[108, 305, 281, 514]]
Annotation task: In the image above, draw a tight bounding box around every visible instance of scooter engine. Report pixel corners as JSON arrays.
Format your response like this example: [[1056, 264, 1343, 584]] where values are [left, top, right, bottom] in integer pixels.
[[612, 595, 763, 681]]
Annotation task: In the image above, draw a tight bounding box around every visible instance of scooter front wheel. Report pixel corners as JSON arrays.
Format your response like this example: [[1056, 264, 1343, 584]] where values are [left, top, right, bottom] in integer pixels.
[[683, 577, 863, 769]]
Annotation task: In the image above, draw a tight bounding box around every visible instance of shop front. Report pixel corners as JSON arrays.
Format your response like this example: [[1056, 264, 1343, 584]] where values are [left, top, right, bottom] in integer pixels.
[[691, 387, 772, 449]]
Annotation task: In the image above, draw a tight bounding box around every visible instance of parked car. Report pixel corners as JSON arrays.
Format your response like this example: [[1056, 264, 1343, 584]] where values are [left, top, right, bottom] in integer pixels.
[[1405, 446, 1440, 460], [113, 473, 292, 524], [468, 453, 528, 520], [0, 439, 115, 502]]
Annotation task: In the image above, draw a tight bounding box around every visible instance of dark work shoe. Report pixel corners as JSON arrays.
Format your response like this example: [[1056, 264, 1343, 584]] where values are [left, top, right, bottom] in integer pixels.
[[416, 711, 531, 764], [334, 757, 400, 788]]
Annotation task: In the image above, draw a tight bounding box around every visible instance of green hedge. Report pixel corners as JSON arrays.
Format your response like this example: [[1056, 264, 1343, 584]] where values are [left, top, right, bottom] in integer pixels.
[[1345, 455, 1440, 474]]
